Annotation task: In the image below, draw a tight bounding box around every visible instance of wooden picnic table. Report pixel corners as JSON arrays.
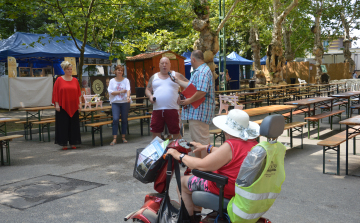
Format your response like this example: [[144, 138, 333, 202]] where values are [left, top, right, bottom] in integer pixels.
[[284, 97, 335, 117], [339, 115, 360, 175], [19, 106, 54, 141], [0, 118, 20, 136], [330, 91, 360, 118], [243, 105, 297, 118]]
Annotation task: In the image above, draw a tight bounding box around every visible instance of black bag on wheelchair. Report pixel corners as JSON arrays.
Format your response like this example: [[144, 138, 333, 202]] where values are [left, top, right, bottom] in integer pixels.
[[133, 147, 166, 184]]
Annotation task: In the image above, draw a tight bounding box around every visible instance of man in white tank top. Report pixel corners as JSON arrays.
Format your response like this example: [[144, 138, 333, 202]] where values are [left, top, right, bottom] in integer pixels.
[[145, 57, 189, 139]]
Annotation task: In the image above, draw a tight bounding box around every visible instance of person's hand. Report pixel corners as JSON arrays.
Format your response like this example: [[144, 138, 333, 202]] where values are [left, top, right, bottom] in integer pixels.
[[180, 98, 191, 106], [191, 142, 207, 153], [165, 148, 181, 160], [149, 95, 155, 104], [177, 96, 181, 105], [127, 96, 131, 103], [55, 104, 60, 112], [122, 90, 127, 93], [78, 106, 82, 112]]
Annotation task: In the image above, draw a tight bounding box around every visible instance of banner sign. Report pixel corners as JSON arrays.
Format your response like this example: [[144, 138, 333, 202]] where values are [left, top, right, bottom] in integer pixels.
[[64, 57, 77, 76], [7, 57, 17, 78], [84, 58, 111, 66]]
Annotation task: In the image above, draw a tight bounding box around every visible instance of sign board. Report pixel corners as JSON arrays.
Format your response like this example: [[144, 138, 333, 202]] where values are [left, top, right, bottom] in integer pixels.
[[147, 44, 160, 52], [64, 57, 77, 76], [90, 76, 111, 101], [7, 57, 17, 78], [162, 53, 176, 60], [320, 65, 327, 73], [83, 58, 111, 66]]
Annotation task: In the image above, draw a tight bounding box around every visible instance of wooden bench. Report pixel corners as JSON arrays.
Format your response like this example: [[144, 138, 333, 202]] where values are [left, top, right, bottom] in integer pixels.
[[284, 122, 307, 149], [15, 118, 55, 140], [282, 107, 315, 119], [350, 104, 360, 117], [0, 135, 23, 165], [242, 100, 263, 109], [85, 115, 151, 146], [255, 119, 306, 149], [269, 96, 289, 105], [32, 119, 56, 142], [317, 126, 360, 175], [209, 129, 224, 146], [304, 110, 345, 139], [320, 101, 348, 113]]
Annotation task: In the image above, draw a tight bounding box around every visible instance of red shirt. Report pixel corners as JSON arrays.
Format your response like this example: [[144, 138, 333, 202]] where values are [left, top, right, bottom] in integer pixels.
[[208, 138, 258, 199], [52, 77, 81, 117]]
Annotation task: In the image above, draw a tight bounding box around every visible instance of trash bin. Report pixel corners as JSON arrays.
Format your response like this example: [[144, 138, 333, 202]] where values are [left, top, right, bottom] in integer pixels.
[[249, 80, 256, 92], [135, 87, 145, 103], [290, 78, 296, 84]]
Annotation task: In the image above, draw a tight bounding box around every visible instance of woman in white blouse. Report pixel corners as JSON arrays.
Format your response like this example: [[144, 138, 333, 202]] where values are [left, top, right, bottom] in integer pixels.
[[108, 65, 131, 145]]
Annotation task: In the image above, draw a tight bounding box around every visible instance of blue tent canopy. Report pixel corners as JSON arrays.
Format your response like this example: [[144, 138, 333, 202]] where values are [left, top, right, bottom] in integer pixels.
[[0, 32, 110, 59], [181, 51, 192, 63], [260, 55, 267, 65], [226, 52, 253, 65]]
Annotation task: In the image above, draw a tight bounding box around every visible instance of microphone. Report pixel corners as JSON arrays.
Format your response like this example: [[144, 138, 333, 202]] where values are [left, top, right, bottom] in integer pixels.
[[168, 71, 176, 82]]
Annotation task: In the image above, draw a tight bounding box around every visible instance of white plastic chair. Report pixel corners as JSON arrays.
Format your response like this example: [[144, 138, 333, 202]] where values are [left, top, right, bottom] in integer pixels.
[[298, 78, 307, 86], [218, 95, 243, 114]]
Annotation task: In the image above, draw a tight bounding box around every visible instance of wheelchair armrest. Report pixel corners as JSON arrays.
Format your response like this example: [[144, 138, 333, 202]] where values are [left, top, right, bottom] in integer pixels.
[[192, 169, 228, 186]]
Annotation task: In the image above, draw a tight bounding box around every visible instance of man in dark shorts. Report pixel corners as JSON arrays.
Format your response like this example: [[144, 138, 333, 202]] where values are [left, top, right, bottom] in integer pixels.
[[145, 57, 188, 139]]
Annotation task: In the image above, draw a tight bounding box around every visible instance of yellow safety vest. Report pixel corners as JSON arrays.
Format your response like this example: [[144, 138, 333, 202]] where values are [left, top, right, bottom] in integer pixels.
[[227, 141, 286, 223]]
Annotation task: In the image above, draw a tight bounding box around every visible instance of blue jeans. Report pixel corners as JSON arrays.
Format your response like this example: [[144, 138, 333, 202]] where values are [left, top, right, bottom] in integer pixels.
[[111, 102, 130, 136]]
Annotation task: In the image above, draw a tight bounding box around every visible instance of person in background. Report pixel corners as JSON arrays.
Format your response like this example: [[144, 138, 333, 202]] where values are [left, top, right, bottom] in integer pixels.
[[108, 65, 131, 145], [145, 57, 188, 140], [52, 61, 82, 150], [175, 50, 215, 158], [226, 69, 231, 90], [353, 71, 358, 79]]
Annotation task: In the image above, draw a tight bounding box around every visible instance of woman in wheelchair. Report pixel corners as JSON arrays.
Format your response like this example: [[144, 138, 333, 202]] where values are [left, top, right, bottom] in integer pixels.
[[166, 109, 260, 222]]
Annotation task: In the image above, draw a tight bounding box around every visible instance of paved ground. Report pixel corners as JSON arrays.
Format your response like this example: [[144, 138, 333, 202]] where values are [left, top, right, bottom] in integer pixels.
[[1, 107, 360, 222]]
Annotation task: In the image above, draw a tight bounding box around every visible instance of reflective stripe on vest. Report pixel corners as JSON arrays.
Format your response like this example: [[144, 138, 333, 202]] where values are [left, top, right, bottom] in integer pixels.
[[235, 186, 279, 200], [232, 204, 268, 220]]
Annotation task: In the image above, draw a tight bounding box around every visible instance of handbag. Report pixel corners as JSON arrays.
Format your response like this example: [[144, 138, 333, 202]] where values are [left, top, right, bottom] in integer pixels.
[[133, 147, 166, 184], [156, 155, 191, 223]]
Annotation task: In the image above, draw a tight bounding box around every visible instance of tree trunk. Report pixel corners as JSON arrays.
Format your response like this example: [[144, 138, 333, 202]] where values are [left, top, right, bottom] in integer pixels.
[[266, 0, 298, 84], [249, 25, 265, 84], [340, 13, 355, 73], [283, 24, 295, 62], [192, 0, 218, 80], [312, 10, 324, 84], [192, 0, 240, 81]]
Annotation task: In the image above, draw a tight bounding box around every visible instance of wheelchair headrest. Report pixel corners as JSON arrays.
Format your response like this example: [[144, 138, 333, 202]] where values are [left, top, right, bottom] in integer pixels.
[[260, 114, 285, 139]]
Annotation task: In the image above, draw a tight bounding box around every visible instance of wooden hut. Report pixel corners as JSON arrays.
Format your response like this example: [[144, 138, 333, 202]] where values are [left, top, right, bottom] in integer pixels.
[[125, 50, 186, 91]]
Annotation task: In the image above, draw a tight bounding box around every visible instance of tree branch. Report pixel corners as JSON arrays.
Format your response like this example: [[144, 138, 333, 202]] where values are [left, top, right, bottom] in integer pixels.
[[216, 0, 242, 35], [55, 0, 81, 51], [277, 0, 298, 26]]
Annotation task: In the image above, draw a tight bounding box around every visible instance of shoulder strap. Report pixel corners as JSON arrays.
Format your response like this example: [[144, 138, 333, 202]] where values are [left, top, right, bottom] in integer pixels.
[[173, 157, 182, 194], [165, 155, 173, 193]]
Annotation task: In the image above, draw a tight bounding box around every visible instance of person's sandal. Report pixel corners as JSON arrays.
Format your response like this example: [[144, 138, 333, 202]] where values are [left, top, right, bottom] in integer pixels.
[[110, 140, 116, 146], [62, 147, 68, 150], [122, 137, 128, 143]]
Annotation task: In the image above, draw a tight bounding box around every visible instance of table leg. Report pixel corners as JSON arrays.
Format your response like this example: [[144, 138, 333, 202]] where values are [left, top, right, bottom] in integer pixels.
[[0, 141, 3, 165], [346, 125, 349, 175], [38, 110, 41, 141], [347, 98, 350, 118]]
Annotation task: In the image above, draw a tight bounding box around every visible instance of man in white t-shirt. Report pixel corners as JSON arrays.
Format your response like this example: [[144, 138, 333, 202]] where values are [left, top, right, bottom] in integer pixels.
[[145, 57, 188, 139]]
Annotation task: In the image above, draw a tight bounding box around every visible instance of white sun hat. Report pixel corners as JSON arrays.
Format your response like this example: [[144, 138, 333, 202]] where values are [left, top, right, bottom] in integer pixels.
[[212, 109, 260, 141]]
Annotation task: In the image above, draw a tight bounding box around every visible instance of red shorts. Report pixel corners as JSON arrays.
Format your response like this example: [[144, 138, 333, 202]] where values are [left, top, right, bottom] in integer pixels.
[[150, 109, 180, 134]]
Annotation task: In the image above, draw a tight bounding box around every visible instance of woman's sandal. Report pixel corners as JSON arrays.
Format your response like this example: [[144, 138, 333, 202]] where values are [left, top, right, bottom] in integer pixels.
[[122, 137, 128, 143], [62, 147, 68, 150], [110, 140, 116, 146]]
